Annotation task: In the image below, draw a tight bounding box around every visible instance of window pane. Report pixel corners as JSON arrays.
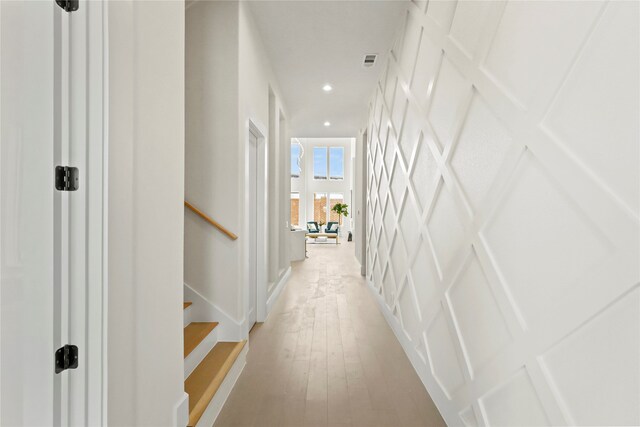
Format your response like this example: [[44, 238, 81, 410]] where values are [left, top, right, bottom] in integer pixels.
[[313, 192, 327, 224], [313, 147, 327, 179], [329, 193, 344, 223], [290, 192, 300, 226], [291, 144, 301, 178], [329, 147, 344, 180]]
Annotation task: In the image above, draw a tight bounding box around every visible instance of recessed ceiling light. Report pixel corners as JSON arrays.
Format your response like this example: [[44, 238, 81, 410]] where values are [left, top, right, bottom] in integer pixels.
[[322, 84, 333, 92], [324, 121, 331, 127]]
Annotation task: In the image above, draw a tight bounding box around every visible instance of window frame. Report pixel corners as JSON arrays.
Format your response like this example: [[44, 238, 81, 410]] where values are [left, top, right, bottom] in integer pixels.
[[313, 146, 344, 181], [291, 143, 302, 178], [329, 147, 344, 181]]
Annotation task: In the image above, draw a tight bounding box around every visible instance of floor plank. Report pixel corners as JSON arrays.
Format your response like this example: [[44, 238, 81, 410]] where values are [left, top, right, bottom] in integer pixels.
[[214, 242, 445, 427]]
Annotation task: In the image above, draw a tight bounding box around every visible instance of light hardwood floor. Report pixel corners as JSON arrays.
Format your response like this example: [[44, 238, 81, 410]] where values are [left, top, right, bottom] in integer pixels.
[[214, 241, 446, 427]]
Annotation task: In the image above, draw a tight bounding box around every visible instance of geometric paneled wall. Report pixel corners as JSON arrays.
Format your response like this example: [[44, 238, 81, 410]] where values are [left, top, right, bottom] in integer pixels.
[[365, 1, 639, 425]]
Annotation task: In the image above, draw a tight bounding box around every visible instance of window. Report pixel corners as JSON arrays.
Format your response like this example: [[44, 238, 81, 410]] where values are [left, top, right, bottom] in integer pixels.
[[329, 193, 344, 223], [313, 146, 344, 180], [313, 147, 327, 180], [291, 143, 301, 178], [329, 147, 344, 180], [313, 192, 327, 224], [290, 192, 300, 226]]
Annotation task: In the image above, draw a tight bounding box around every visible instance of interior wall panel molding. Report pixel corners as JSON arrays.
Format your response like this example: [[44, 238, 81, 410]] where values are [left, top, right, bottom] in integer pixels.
[[365, 1, 640, 425]]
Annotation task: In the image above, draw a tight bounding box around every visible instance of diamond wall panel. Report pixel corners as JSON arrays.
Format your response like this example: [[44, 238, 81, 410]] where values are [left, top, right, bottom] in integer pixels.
[[449, 93, 513, 212], [391, 91, 407, 133], [364, 2, 639, 424], [459, 407, 478, 427], [382, 198, 396, 242], [426, 308, 465, 398], [448, 252, 511, 375], [378, 168, 389, 204], [427, 183, 466, 279], [410, 137, 439, 211], [410, 238, 440, 312], [480, 369, 551, 427], [399, 11, 422, 82], [398, 279, 422, 344], [398, 201, 420, 255], [425, 0, 457, 32], [390, 234, 408, 287], [449, 1, 494, 59], [382, 267, 396, 308], [389, 161, 406, 210], [540, 287, 640, 425], [411, 32, 441, 112], [428, 58, 471, 150], [482, 151, 610, 327], [384, 73, 397, 108], [399, 103, 423, 164], [376, 228, 388, 271], [541, 3, 640, 212], [482, 0, 603, 107], [383, 129, 396, 173]]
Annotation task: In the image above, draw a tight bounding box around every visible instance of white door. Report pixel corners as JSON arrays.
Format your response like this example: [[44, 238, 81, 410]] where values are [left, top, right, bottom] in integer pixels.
[[248, 131, 258, 328], [1, 1, 105, 425], [1, 2, 58, 424]]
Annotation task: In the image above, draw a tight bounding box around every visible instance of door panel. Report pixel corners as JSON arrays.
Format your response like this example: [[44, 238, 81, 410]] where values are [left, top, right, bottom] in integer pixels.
[[1, 1, 57, 425], [248, 132, 258, 328], [1, 1, 104, 425]]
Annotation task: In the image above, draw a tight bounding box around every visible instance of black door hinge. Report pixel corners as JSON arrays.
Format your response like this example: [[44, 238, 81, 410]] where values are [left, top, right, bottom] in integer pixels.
[[55, 166, 79, 191], [55, 0, 78, 12], [55, 344, 78, 374]]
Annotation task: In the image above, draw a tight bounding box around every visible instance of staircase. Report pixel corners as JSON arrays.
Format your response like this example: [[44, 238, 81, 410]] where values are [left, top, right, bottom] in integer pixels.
[[183, 301, 246, 427]]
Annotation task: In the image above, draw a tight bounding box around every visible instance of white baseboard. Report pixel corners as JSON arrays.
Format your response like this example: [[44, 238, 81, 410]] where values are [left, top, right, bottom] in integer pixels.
[[184, 304, 192, 328], [194, 343, 248, 427], [266, 266, 291, 318], [173, 392, 189, 427], [184, 282, 244, 341]]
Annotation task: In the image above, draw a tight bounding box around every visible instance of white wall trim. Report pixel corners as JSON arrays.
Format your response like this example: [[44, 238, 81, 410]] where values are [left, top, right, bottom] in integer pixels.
[[245, 119, 269, 330], [194, 343, 248, 427], [183, 282, 244, 341], [173, 392, 189, 427], [266, 266, 291, 318]]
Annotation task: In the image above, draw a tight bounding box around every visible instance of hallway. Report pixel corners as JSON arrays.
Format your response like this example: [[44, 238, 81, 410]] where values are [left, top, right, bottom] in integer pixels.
[[214, 242, 445, 427]]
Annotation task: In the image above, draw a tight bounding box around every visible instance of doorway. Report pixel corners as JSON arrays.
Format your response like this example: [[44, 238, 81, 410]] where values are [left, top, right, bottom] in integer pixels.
[[246, 122, 267, 332], [0, 1, 106, 425]]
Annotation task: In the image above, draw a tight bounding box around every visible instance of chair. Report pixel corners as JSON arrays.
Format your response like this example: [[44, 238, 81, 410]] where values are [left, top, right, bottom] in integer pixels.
[[326, 221, 339, 234], [306, 221, 320, 233]]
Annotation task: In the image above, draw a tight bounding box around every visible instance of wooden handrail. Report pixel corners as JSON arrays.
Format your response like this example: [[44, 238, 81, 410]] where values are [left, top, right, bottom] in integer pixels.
[[184, 201, 238, 241]]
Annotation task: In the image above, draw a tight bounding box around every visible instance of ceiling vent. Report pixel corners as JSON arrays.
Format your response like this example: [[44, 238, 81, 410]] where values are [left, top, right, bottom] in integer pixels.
[[363, 54, 377, 67]]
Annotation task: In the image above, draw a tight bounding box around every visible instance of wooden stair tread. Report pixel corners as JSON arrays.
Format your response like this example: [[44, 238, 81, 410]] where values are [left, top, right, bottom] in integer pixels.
[[184, 322, 218, 358], [183, 302, 192, 309], [185, 341, 246, 427]]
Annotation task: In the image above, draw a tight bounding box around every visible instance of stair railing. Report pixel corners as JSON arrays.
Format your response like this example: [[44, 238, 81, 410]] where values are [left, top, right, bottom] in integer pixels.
[[184, 200, 238, 240]]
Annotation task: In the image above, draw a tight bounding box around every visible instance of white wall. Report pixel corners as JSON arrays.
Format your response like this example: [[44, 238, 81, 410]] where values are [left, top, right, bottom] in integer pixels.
[[185, 0, 241, 320], [185, 1, 291, 324], [239, 1, 291, 297], [107, 1, 185, 425], [292, 138, 354, 233], [365, 1, 639, 426]]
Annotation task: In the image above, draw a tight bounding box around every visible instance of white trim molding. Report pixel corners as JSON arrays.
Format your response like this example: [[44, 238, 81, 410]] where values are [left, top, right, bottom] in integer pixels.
[[266, 266, 291, 318], [173, 392, 189, 427], [183, 282, 244, 342], [194, 343, 248, 427]]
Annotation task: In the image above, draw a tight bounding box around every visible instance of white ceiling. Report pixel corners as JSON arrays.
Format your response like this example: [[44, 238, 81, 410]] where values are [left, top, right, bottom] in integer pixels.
[[248, 1, 406, 138]]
